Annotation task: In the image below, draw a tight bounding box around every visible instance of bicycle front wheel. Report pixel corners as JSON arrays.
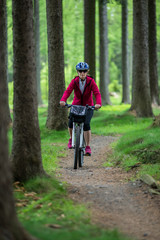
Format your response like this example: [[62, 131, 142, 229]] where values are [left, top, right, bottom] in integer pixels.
[[79, 135, 85, 167], [79, 149, 83, 167], [74, 125, 80, 169]]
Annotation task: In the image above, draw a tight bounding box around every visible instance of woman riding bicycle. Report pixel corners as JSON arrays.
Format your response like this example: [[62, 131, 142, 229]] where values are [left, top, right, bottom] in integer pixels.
[[60, 62, 102, 156]]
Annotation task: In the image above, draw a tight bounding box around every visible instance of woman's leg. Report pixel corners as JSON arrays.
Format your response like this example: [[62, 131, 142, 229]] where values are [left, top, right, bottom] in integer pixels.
[[84, 109, 93, 155], [84, 130, 91, 146], [68, 119, 73, 149], [68, 127, 72, 138]]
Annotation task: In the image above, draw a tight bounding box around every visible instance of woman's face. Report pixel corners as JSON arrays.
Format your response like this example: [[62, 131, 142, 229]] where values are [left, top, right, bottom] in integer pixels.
[[77, 70, 88, 80]]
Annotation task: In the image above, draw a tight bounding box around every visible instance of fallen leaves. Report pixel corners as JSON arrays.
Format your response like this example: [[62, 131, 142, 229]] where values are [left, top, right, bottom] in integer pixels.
[[13, 181, 25, 192], [48, 202, 52, 207], [35, 204, 43, 209], [14, 181, 41, 208]]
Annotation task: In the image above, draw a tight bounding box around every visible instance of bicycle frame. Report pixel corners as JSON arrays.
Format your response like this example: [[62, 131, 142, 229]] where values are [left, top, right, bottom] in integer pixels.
[[63, 103, 95, 169]]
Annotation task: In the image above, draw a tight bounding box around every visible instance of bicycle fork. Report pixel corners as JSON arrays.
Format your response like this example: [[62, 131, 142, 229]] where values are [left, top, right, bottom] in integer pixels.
[[72, 122, 84, 148]]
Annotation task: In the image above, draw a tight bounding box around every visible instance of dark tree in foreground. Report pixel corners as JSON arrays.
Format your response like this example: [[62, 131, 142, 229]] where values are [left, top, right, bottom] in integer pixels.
[[148, 0, 159, 105], [99, 0, 111, 105], [121, 0, 130, 104], [84, 0, 96, 80], [0, 0, 12, 125], [12, 0, 46, 181], [46, 0, 68, 130], [131, 0, 153, 117], [34, 0, 43, 105], [0, 2, 36, 239]]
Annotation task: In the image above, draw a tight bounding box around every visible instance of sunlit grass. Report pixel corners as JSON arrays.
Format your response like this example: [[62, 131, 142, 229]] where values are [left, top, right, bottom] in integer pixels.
[[94, 103, 160, 180], [91, 104, 153, 136]]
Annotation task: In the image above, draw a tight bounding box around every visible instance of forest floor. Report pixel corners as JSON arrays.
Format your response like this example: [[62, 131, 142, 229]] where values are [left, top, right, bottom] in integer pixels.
[[56, 135, 160, 240]]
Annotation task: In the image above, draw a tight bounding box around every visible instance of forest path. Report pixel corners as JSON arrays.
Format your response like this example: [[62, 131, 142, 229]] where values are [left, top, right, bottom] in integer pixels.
[[56, 135, 160, 240]]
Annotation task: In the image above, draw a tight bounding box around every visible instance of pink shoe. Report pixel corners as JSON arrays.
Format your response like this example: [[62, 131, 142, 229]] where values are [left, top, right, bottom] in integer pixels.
[[85, 146, 91, 156], [68, 138, 72, 149]]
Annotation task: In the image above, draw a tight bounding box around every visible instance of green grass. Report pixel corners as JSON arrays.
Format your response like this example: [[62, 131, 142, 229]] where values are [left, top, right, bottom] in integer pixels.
[[91, 103, 160, 180], [91, 104, 153, 136], [10, 100, 160, 240], [11, 105, 130, 240]]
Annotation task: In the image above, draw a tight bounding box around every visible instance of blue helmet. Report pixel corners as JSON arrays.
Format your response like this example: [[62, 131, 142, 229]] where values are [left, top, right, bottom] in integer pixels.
[[76, 62, 89, 71]]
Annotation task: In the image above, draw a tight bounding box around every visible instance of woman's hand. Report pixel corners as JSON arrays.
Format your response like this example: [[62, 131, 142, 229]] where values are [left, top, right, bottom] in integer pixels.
[[95, 104, 101, 110], [60, 101, 66, 107]]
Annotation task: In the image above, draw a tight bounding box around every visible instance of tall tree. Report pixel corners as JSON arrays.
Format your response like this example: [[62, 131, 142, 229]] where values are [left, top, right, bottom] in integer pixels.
[[130, 0, 153, 117], [121, 0, 130, 104], [0, 1, 36, 239], [12, 0, 46, 181], [148, 0, 159, 106], [0, 0, 12, 125], [84, 0, 96, 80], [46, 0, 68, 130], [99, 0, 111, 105], [34, 0, 43, 105]]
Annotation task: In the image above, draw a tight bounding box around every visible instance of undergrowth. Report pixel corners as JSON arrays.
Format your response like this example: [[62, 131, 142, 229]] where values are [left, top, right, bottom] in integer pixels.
[[10, 98, 160, 239], [11, 104, 130, 240], [92, 102, 160, 180]]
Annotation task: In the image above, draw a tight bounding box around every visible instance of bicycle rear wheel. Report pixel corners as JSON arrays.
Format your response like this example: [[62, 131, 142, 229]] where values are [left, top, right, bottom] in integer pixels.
[[74, 125, 80, 169]]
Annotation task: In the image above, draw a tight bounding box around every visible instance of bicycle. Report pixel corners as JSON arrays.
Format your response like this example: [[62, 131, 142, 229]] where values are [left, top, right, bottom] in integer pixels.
[[65, 104, 95, 169]]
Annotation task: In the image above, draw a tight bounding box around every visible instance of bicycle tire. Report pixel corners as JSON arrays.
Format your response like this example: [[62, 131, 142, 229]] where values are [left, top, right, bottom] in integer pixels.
[[74, 125, 80, 169], [79, 149, 83, 167]]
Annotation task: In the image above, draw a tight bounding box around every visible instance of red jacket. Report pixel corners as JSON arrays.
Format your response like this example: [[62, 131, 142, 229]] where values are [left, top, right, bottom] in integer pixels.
[[60, 76, 102, 106]]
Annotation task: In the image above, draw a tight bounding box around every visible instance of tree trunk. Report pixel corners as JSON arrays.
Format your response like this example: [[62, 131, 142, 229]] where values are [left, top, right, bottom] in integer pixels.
[[99, 0, 111, 105], [121, 0, 130, 104], [46, 0, 68, 130], [84, 0, 96, 80], [0, 0, 12, 126], [148, 0, 159, 106], [0, 2, 37, 239], [131, 0, 153, 117], [34, 0, 43, 105], [12, 0, 46, 182]]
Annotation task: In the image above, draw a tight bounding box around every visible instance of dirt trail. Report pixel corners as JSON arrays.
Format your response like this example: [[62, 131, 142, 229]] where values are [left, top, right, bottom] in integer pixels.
[[56, 135, 160, 240]]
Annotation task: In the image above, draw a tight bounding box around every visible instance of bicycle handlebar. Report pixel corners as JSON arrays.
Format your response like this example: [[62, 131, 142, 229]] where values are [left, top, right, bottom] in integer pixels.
[[65, 103, 95, 110]]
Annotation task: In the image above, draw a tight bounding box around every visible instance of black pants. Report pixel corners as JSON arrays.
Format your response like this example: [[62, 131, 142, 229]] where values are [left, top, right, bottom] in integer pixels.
[[68, 109, 94, 131]]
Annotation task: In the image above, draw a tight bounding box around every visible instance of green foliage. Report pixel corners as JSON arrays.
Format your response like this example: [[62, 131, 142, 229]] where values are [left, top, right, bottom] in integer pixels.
[[6, 0, 160, 104], [116, 128, 160, 165], [92, 105, 160, 180], [41, 63, 48, 103], [8, 82, 13, 108], [63, 0, 84, 83], [109, 80, 121, 92], [6, 0, 135, 103], [91, 104, 152, 136]]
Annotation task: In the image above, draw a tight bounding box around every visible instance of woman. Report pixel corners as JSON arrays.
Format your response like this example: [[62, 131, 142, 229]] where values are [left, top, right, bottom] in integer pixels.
[[60, 62, 101, 156]]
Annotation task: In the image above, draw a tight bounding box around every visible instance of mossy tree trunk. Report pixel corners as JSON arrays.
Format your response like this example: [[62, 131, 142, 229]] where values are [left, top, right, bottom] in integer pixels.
[[0, 1, 37, 239], [121, 0, 130, 104], [99, 0, 111, 105], [84, 0, 96, 80], [11, 0, 46, 181], [148, 0, 159, 106], [0, 0, 12, 126], [46, 0, 68, 130], [130, 0, 153, 117]]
